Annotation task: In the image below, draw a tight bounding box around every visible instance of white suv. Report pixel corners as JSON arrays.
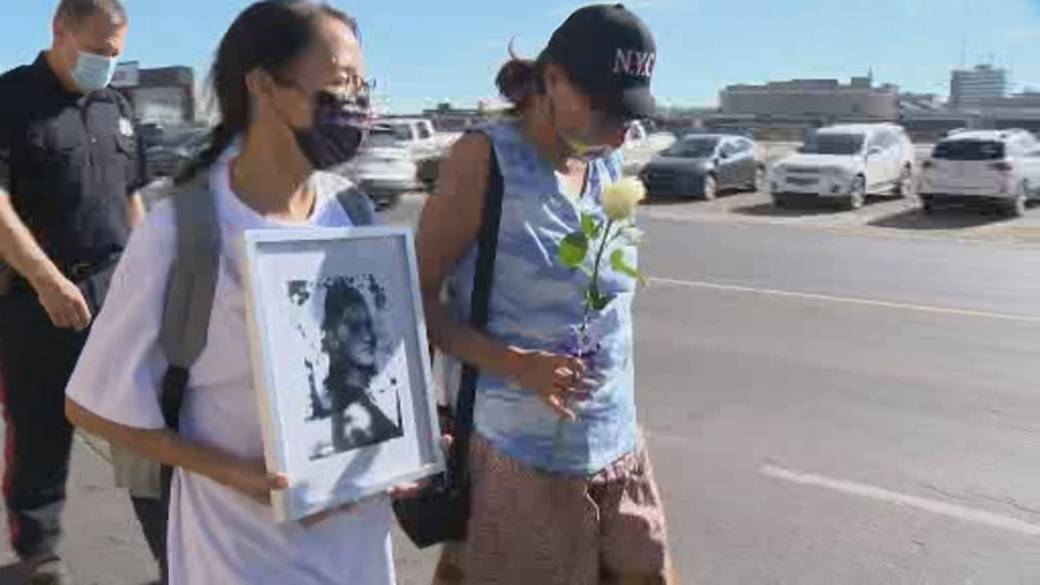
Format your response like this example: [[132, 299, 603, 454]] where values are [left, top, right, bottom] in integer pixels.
[[919, 129, 1040, 216], [770, 124, 916, 209]]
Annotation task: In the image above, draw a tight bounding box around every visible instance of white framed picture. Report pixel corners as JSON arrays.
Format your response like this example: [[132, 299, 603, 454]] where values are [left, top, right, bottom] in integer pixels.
[[240, 226, 444, 523]]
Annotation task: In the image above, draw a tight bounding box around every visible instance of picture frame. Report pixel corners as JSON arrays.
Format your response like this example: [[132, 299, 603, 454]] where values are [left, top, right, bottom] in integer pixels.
[[240, 226, 444, 523]]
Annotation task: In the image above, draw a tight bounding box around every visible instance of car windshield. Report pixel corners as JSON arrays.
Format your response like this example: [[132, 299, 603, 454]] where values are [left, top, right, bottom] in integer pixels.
[[933, 140, 1006, 161], [802, 133, 865, 155], [662, 137, 719, 158], [158, 130, 204, 149]]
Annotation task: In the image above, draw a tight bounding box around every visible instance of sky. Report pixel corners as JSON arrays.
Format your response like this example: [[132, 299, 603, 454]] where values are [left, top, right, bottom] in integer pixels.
[[1, 0, 1039, 113]]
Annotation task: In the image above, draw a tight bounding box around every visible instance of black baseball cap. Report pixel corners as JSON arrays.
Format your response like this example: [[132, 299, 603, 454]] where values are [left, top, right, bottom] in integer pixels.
[[543, 4, 657, 120]]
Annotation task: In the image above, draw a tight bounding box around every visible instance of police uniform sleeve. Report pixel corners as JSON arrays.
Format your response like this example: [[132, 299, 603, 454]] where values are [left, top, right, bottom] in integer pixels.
[[65, 202, 176, 429]]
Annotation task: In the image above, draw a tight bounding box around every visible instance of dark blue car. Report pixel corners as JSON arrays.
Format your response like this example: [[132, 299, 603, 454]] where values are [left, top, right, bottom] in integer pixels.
[[640, 134, 763, 200]]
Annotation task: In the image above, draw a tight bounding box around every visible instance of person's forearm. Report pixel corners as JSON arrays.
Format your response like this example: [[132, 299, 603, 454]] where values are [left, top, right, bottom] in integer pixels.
[[126, 193, 145, 229], [66, 398, 246, 490], [0, 191, 61, 288], [424, 297, 523, 382]]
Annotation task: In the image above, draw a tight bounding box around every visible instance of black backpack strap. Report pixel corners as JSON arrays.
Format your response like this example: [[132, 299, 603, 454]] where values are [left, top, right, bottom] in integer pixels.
[[450, 134, 504, 485]]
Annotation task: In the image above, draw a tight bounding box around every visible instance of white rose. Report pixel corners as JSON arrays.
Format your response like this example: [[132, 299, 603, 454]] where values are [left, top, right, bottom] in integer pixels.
[[601, 177, 646, 221]]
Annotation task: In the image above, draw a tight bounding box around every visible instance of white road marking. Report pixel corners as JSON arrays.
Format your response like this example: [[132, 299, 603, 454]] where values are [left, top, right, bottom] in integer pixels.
[[638, 205, 1040, 248], [643, 429, 692, 447], [761, 464, 1040, 537], [648, 277, 1040, 324]]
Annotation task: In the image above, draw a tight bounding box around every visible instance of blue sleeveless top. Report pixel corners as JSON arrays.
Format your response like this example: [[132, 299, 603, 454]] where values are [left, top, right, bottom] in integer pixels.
[[447, 120, 637, 475]]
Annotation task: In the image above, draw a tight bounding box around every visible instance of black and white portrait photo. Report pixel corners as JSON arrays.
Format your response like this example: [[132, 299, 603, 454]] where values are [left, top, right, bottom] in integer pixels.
[[287, 275, 404, 461], [242, 228, 444, 522]]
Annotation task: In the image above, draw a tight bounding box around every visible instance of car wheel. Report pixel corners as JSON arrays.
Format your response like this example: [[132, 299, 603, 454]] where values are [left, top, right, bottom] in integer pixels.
[[702, 174, 718, 201], [772, 194, 787, 208], [920, 195, 935, 214], [373, 193, 402, 212], [749, 166, 765, 193], [1008, 183, 1029, 217], [848, 176, 866, 210], [894, 165, 914, 198]]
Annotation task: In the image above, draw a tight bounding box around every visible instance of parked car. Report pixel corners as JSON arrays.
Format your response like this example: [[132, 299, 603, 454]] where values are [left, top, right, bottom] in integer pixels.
[[334, 126, 420, 210], [770, 123, 915, 209], [145, 127, 210, 178], [135, 123, 166, 151], [639, 133, 762, 200], [919, 129, 1040, 216], [377, 118, 458, 161], [377, 117, 463, 194]]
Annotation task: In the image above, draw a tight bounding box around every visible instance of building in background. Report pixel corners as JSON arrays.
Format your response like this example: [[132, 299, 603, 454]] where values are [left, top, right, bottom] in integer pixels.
[[417, 100, 513, 132], [899, 93, 945, 112], [979, 91, 1040, 110], [949, 64, 1007, 111], [112, 62, 196, 127], [975, 92, 1040, 133], [719, 77, 899, 122]]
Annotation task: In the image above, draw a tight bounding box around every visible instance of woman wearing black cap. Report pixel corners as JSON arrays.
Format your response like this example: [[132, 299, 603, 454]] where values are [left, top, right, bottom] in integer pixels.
[[417, 4, 673, 583]]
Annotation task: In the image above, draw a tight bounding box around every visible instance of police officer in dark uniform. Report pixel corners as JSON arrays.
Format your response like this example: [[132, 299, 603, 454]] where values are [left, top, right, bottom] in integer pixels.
[[0, 1, 155, 583]]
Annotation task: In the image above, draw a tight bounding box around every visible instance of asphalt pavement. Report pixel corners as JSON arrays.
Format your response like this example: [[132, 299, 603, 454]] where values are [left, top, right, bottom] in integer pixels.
[[5, 189, 1040, 584], [633, 217, 1040, 583]]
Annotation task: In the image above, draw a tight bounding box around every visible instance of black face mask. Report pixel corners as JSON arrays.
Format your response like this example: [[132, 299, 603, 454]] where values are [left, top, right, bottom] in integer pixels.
[[294, 91, 372, 170]]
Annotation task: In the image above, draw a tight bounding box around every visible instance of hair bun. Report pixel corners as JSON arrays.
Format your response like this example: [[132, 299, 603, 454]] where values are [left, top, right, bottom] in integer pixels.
[[495, 59, 538, 106]]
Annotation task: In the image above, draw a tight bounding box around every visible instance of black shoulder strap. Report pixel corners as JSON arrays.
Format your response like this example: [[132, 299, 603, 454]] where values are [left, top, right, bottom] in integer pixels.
[[450, 136, 504, 484]]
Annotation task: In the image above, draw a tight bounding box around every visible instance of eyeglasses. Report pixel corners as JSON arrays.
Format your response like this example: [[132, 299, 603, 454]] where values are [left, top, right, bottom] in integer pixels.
[[315, 86, 371, 109], [274, 74, 374, 108]]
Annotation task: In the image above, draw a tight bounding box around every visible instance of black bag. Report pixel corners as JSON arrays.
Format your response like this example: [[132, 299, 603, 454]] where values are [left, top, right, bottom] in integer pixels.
[[392, 139, 505, 549]]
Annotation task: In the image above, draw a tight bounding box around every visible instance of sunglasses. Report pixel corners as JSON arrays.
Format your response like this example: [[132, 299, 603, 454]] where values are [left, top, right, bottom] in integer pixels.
[[274, 75, 374, 109]]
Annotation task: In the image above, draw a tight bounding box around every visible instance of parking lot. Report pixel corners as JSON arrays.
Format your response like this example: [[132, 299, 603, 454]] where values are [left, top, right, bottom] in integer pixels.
[[639, 186, 1040, 245], [636, 139, 1040, 246]]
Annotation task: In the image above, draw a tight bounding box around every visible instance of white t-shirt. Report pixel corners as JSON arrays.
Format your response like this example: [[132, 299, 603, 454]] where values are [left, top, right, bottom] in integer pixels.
[[66, 155, 395, 585]]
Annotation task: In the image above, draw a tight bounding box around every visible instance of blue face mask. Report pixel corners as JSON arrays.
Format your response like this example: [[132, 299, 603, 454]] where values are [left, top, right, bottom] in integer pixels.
[[70, 50, 117, 93]]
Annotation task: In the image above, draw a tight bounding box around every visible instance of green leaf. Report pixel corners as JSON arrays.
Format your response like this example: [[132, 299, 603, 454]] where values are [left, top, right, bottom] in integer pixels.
[[592, 293, 615, 311], [580, 213, 602, 240], [557, 232, 589, 269], [610, 249, 647, 286]]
